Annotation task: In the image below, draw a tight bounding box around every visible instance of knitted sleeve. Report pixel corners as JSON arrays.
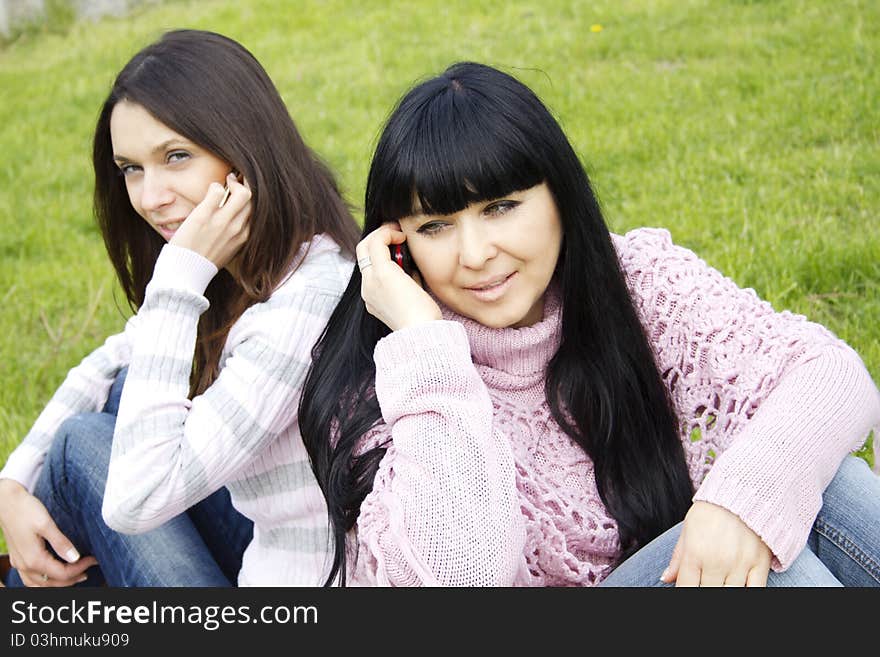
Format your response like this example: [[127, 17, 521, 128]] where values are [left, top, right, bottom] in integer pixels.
[[102, 244, 343, 533], [352, 321, 526, 586], [0, 318, 135, 492], [617, 228, 880, 569]]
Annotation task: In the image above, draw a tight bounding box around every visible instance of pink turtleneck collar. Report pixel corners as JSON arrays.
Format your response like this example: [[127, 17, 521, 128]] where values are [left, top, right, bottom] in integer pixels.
[[434, 284, 562, 381]]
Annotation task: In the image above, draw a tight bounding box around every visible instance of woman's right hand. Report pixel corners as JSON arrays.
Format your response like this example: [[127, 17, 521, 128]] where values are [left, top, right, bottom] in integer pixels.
[[170, 172, 252, 270], [357, 223, 441, 331], [0, 479, 97, 587]]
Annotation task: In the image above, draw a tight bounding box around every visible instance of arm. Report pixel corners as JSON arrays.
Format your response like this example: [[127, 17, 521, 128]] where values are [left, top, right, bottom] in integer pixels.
[[619, 228, 880, 576], [691, 342, 880, 570], [354, 321, 526, 586], [0, 323, 134, 491], [0, 320, 133, 585], [102, 244, 342, 533]]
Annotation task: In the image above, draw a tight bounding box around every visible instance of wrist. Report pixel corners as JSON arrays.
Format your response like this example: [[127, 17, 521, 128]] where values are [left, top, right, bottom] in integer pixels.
[[0, 478, 26, 498], [395, 309, 443, 331]]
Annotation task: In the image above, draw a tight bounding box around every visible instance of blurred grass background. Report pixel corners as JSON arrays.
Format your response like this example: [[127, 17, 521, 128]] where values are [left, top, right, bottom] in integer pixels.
[[0, 0, 877, 541]]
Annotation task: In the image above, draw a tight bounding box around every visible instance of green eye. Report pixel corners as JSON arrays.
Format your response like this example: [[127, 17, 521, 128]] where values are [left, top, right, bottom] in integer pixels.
[[417, 221, 448, 235], [485, 201, 519, 215]]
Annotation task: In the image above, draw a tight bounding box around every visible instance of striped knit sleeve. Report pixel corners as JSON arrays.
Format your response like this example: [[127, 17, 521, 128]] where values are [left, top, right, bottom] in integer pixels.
[[0, 319, 135, 492], [353, 321, 526, 586], [102, 244, 340, 534]]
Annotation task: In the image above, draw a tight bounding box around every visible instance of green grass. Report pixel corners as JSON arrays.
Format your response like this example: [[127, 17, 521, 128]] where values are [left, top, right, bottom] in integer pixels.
[[0, 0, 877, 549]]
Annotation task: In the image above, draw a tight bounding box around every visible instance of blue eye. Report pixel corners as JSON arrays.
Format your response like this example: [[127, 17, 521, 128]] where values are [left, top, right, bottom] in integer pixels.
[[167, 150, 191, 164], [117, 163, 141, 177]]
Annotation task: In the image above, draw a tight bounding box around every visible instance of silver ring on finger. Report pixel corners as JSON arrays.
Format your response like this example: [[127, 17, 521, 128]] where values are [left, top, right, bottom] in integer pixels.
[[40, 573, 48, 582], [357, 256, 372, 272]]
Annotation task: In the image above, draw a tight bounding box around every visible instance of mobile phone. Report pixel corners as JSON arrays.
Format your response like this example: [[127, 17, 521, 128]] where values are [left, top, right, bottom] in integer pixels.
[[218, 169, 243, 208], [390, 242, 415, 275]]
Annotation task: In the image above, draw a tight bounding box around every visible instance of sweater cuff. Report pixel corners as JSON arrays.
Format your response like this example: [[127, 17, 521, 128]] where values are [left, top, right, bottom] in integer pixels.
[[374, 320, 473, 379], [693, 347, 880, 570], [0, 443, 45, 493], [147, 244, 218, 297]]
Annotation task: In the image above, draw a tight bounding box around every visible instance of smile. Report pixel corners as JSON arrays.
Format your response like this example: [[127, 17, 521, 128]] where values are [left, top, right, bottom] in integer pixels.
[[155, 219, 185, 239], [465, 272, 516, 301]]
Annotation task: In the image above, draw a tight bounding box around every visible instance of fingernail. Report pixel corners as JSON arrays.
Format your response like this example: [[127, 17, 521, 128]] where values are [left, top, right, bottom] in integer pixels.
[[659, 568, 670, 581], [65, 548, 80, 563]]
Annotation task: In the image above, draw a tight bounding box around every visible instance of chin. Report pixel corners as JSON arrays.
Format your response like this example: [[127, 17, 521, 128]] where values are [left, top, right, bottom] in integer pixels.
[[466, 306, 532, 329]]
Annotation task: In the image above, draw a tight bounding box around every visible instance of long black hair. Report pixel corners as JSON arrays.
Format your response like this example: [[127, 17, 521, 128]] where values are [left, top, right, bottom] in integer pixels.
[[299, 62, 694, 585], [93, 29, 360, 396]]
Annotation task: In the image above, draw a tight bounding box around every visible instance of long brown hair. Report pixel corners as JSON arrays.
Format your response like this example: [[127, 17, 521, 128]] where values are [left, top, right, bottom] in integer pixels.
[[92, 30, 360, 396]]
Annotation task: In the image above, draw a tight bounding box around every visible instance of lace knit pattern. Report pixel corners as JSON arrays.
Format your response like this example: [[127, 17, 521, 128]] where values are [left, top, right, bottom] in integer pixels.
[[350, 228, 880, 586], [617, 228, 840, 484]]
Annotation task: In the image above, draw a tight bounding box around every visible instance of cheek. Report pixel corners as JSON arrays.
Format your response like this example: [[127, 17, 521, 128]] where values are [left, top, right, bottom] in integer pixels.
[[124, 181, 145, 218], [411, 244, 456, 289]]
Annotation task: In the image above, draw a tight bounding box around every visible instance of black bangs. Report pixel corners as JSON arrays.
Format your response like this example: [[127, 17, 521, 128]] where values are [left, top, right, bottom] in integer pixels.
[[367, 68, 548, 226]]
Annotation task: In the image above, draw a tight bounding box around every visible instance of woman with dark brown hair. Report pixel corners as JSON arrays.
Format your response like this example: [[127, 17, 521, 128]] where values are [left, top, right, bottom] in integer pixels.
[[0, 29, 360, 586]]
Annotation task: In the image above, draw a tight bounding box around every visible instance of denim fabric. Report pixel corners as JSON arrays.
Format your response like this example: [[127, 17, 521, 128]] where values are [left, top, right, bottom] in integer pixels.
[[600, 455, 880, 587], [5, 368, 253, 587]]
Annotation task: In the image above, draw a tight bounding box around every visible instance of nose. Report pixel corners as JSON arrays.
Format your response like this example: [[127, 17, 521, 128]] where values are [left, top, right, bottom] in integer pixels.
[[138, 169, 174, 213], [457, 220, 497, 269]]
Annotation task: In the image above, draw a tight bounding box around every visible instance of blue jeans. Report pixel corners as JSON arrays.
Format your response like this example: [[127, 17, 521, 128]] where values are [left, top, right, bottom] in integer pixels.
[[5, 369, 253, 587], [600, 456, 880, 587]]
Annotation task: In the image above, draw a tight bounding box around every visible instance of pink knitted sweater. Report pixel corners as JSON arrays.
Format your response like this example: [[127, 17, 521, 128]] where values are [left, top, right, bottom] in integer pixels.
[[348, 228, 880, 586]]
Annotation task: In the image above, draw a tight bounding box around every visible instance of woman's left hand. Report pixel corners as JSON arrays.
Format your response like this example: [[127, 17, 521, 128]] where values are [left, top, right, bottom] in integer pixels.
[[170, 172, 252, 269], [661, 501, 772, 587]]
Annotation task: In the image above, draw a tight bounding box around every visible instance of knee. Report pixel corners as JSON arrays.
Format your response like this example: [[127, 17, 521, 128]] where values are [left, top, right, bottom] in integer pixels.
[[822, 455, 878, 509], [769, 548, 843, 587], [48, 413, 115, 481]]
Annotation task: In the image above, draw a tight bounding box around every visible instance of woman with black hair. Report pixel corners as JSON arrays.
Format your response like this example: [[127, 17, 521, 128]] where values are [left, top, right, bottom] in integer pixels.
[[298, 61, 880, 586], [0, 30, 360, 586]]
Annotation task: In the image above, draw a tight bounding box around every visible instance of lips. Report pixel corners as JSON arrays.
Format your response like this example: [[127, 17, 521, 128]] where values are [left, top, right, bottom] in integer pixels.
[[464, 272, 516, 302], [466, 273, 513, 291], [154, 218, 186, 240]]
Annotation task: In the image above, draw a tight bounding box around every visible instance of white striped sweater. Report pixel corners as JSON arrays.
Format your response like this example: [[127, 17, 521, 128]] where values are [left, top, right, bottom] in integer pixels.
[[1, 234, 353, 586]]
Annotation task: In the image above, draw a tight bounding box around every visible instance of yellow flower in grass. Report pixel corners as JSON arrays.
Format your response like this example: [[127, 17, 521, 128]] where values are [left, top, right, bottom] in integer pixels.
[[590, 24, 603, 32]]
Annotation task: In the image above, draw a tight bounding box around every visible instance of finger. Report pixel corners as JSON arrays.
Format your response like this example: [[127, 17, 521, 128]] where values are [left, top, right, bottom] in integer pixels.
[[202, 181, 227, 208], [746, 564, 770, 588], [366, 234, 396, 269], [697, 568, 725, 587], [26, 564, 93, 588], [661, 534, 684, 583], [23, 568, 92, 588], [43, 522, 82, 565], [365, 225, 409, 269], [28, 550, 89, 582], [383, 222, 406, 244], [384, 220, 404, 235], [674, 559, 701, 587], [219, 178, 252, 214], [721, 568, 749, 588]]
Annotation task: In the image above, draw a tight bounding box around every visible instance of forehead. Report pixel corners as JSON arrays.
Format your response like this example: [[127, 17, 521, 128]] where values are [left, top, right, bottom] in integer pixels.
[[109, 101, 185, 155]]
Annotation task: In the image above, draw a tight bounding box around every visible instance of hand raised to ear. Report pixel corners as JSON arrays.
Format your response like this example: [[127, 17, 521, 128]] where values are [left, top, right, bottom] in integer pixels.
[[356, 223, 441, 331], [171, 172, 252, 270]]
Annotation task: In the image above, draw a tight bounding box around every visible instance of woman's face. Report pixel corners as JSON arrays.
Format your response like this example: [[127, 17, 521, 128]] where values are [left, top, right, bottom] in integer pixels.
[[109, 100, 232, 241], [398, 182, 563, 329]]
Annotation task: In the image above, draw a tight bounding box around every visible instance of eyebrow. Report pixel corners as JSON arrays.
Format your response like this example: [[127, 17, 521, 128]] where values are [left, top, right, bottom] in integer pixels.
[[112, 138, 189, 164]]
